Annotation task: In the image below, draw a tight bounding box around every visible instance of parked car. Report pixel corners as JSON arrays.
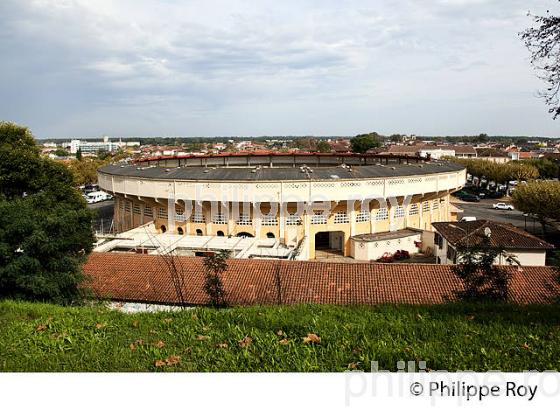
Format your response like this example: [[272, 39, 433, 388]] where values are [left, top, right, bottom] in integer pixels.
[[86, 191, 112, 204], [460, 216, 477, 222], [492, 202, 514, 211], [484, 190, 504, 199], [461, 194, 480, 202]]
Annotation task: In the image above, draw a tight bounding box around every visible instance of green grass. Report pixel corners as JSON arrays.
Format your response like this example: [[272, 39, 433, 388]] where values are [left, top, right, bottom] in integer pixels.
[[1, 300, 560, 372]]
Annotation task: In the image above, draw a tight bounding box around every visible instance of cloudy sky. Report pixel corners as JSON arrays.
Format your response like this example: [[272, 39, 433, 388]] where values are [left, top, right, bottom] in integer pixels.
[[1, 0, 559, 138]]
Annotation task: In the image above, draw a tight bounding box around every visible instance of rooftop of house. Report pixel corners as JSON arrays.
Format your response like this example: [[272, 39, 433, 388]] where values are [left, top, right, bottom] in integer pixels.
[[83, 252, 560, 306], [432, 220, 554, 250]]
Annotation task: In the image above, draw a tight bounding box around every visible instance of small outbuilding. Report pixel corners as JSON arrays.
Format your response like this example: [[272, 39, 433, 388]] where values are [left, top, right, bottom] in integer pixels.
[[432, 220, 554, 266]]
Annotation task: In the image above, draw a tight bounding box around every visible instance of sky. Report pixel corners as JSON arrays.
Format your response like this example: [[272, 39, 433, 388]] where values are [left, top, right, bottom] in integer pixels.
[[1, 0, 559, 138]]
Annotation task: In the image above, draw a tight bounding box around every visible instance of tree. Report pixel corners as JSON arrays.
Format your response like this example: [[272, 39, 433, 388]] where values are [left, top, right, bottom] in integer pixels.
[[350, 132, 382, 153], [316, 140, 331, 153], [67, 158, 107, 186], [522, 158, 559, 179], [0, 122, 94, 304], [512, 180, 560, 235], [53, 148, 70, 157], [202, 250, 230, 307], [506, 162, 539, 181], [475, 133, 489, 143], [521, 8, 560, 119], [76, 149, 82, 161], [452, 232, 517, 302]]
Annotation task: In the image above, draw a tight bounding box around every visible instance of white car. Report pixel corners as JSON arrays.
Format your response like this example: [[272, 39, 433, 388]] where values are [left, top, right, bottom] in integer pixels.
[[493, 202, 514, 211], [86, 191, 112, 204]]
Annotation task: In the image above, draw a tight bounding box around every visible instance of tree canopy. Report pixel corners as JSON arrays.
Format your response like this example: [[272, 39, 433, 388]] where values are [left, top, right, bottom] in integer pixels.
[[350, 132, 382, 153], [512, 180, 560, 233], [0, 122, 94, 303], [449, 158, 540, 184], [521, 8, 560, 119]]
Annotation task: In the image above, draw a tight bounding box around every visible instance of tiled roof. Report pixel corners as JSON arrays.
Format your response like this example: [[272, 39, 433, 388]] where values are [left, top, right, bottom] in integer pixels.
[[83, 253, 559, 306], [432, 220, 554, 250]]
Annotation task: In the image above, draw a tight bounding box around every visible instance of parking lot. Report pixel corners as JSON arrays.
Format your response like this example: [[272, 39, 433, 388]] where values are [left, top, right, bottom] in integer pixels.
[[452, 198, 552, 237]]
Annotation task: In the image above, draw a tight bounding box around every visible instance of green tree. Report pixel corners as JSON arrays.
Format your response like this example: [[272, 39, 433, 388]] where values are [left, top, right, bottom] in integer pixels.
[[522, 158, 559, 179], [0, 122, 94, 304], [521, 9, 560, 119], [350, 132, 382, 153], [202, 250, 230, 307], [475, 133, 489, 143], [76, 149, 82, 160], [512, 180, 560, 235], [67, 158, 107, 186], [316, 140, 331, 153], [452, 232, 517, 302]]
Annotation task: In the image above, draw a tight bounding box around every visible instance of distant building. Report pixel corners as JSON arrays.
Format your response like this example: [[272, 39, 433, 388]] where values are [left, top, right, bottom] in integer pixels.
[[385, 144, 477, 159], [432, 220, 553, 266], [68, 137, 140, 154]]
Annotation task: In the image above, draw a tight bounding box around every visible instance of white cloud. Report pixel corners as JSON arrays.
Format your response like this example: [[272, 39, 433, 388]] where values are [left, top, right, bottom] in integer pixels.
[[0, 0, 558, 137]]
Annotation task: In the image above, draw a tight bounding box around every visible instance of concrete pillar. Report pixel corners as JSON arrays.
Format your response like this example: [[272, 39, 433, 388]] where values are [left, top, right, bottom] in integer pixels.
[[253, 202, 261, 238], [279, 202, 286, 243], [349, 207, 356, 238]]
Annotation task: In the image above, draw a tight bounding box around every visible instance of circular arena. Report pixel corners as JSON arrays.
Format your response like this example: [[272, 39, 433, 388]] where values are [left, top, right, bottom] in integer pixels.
[[97, 153, 466, 261]]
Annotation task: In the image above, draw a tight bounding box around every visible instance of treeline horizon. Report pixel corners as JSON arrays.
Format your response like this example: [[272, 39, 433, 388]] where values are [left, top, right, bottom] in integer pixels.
[[37, 134, 560, 144]]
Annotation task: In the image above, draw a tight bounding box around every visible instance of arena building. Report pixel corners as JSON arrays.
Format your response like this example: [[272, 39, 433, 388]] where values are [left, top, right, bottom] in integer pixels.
[[97, 153, 466, 261]]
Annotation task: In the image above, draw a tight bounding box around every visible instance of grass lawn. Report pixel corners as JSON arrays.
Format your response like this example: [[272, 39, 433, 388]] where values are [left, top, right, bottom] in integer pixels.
[[1, 300, 560, 372]]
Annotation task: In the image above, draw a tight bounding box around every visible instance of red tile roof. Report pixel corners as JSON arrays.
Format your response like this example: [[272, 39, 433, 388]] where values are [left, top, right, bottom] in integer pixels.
[[432, 220, 554, 250], [84, 253, 559, 306]]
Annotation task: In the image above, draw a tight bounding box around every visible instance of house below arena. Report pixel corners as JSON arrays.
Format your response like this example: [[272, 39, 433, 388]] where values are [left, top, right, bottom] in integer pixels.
[[432, 220, 554, 266]]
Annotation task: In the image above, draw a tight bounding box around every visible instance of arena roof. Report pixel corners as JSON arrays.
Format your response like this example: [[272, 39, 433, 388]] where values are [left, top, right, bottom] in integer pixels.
[[99, 160, 465, 182]]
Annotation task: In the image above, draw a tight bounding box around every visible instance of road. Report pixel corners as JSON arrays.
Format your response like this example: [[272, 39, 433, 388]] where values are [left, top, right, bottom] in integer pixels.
[[452, 198, 547, 236]]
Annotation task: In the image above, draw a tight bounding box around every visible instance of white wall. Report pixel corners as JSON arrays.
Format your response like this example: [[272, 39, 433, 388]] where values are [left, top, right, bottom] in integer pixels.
[[350, 232, 422, 261], [436, 239, 548, 267]]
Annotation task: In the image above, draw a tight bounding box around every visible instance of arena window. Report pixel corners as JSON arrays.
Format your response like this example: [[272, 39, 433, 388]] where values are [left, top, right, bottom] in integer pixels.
[[334, 212, 349, 224], [311, 211, 327, 225], [376, 208, 388, 221], [408, 203, 419, 216], [261, 215, 278, 226], [192, 212, 205, 223], [144, 206, 153, 217], [355, 210, 370, 222], [175, 205, 186, 221], [286, 213, 302, 226], [212, 213, 228, 224], [236, 213, 252, 225]]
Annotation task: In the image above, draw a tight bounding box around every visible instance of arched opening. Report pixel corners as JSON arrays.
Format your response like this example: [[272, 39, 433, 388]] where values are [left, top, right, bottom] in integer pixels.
[[160, 225, 167, 233], [217, 230, 225, 237], [236, 232, 254, 238], [196, 229, 203, 236], [266, 232, 275, 239], [314, 231, 344, 259], [177, 227, 184, 235]]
